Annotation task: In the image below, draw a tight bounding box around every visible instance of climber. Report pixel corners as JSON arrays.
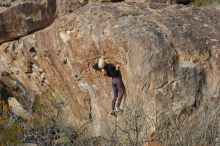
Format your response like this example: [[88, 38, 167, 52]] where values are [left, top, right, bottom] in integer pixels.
[[93, 57, 126, 115]]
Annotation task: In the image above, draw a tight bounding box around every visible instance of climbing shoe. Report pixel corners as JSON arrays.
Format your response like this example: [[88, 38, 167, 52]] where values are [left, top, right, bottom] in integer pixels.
[[115, 107, 124, 112]]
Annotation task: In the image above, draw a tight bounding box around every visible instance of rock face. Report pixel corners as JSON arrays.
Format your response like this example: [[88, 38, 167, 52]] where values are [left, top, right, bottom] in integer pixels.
[[0, 1, 220, 141], [8, 97, 33, 120], [56, 0, 84, 17], [0, 0, 56, 44]]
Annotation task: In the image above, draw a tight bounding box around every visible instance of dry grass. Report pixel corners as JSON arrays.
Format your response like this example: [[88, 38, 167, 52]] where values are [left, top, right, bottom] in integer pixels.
[[0, 92, 78, 145], [192, 0, 220, 6], [157, 98, 220, 145], [0, 101, 23, 146]]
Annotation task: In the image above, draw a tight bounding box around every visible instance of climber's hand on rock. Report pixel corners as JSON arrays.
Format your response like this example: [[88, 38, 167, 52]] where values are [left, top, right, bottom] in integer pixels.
[[116, 64, 120, 70]]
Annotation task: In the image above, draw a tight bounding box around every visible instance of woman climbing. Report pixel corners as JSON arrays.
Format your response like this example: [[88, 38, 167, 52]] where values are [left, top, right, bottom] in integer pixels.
[[93, 57, 126, 115]]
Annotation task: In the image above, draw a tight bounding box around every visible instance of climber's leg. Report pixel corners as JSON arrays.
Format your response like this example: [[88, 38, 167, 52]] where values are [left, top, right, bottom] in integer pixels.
[[112, 84, 118, 111], [116, 85, 124, 109], [114, 78, 125, 112]]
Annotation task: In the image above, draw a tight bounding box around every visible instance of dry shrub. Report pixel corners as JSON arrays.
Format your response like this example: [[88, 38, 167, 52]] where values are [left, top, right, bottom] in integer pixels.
[[157, 99, 220, 145], [105, 99, 156, 146], [192, 0, 220, 6], [0, 101, 23, 146], [19, 92, 78, 145]]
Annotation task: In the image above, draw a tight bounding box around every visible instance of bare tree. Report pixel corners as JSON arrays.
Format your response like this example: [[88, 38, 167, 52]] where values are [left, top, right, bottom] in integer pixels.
[[105, 99, 156, 146]]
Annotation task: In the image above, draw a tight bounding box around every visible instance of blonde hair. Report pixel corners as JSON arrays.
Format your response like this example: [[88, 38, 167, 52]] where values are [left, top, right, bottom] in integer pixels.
[[98, 57, 105, 69]]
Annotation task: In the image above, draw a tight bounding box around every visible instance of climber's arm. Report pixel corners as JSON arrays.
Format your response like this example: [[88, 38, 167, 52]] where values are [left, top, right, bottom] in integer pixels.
[[93, 63, 107, 77], [93, 63, 102, 71]]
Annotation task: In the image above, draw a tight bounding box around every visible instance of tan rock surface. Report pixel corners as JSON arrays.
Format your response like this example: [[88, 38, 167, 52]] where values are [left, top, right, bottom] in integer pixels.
[[0, 0, 56, 44], [0, 2, 220, 140]]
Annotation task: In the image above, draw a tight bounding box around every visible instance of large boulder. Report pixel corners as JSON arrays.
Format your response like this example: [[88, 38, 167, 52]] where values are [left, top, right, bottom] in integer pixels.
[[0, 2, 219, 141], [0, 0, 56, 44]]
